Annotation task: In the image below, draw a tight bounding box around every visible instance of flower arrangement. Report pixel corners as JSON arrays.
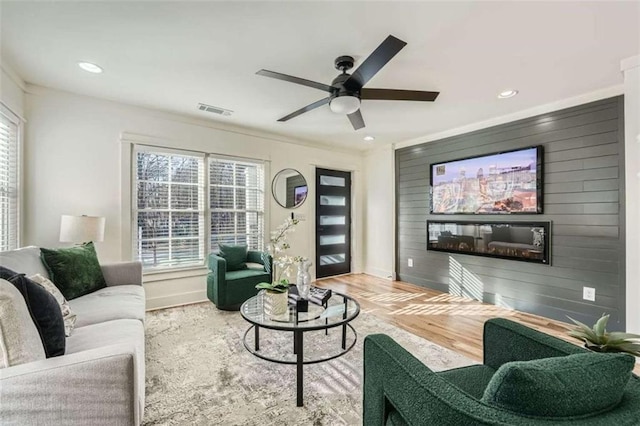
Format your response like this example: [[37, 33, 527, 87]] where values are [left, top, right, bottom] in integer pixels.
[[255, 217, 301, 293]]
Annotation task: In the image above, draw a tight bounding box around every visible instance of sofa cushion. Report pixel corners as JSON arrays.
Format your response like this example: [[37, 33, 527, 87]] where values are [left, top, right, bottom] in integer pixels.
[[488, 241, 536, 251], [246, 262, 264, 271], [66, 319, 145, 421], [226, 269, 270, 282], [66, 319, 144, 355], [481, 352, 635, 417], [386, 410, 408, 426], [0, 246, 50, 278], [40, 242, 107, 300], [510, 227, 533, 244], [437, 364, 496, 399], [0, 267, 65, 358], [0, 279, 46, 367], [219, 244, 247, 271], [69, 285, 145, 328], [28, 274, 77, 337], [490, 226, 511, 242]]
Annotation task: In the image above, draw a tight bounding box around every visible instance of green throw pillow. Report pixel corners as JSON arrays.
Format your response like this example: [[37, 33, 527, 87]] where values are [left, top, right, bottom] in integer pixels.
[[219, 244, 248, 271], [40, 242, 107, 300], [481, 352, 635, 418]]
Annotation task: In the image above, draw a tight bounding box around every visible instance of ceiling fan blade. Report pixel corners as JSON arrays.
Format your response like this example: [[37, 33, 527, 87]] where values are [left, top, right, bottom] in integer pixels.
[[343, 35, 407, 91], [361, 88, 440, 102], [277, 97, 331, 122], [347, 109, 365, 130], [257, 69, 334, 93]]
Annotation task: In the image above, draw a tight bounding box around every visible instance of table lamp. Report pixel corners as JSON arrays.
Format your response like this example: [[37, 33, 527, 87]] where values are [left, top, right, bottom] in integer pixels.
[[59, 215, 105, 244]]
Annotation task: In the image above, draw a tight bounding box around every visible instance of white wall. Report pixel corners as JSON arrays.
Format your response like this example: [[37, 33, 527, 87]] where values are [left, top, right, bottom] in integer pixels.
[[24, 85, 364, 309], [363, 145, 394, 279], [1, 65, 25, 117], [622, 55, 640, 333]]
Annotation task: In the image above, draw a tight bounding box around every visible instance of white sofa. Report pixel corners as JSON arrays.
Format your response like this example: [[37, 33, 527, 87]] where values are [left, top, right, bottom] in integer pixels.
[[0, 246, 145, 426]]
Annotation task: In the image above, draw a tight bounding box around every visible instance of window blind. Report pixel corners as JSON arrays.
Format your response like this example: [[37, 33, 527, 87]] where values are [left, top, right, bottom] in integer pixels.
[[210, 157, 264, 252], [133, 148, 206, 269], [0, 107, 20, 251]]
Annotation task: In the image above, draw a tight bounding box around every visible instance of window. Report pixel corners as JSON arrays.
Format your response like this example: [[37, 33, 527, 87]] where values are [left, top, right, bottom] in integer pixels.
[[132, 147, 265, 271], [0, 106, 20, 251], [210, 157, 264, 252], [133, 148, 205, 269]]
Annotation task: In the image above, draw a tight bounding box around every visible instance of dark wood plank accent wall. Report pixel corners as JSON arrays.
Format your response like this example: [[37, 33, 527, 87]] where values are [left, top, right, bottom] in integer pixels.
[[395, 96, 625, 328]]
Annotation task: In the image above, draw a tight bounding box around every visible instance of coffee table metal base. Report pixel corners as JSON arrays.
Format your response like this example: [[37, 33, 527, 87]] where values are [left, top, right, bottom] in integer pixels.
[[242, 324, 358, 406]]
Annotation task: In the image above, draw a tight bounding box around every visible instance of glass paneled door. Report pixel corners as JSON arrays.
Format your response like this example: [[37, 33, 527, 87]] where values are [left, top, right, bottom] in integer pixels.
[[316, 168, 351, 278]]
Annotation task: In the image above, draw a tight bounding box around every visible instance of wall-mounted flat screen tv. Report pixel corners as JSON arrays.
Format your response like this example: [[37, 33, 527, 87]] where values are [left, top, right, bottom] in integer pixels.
[[430, 146, 543, 214], [427, 220, 551, 265], [294, 185, 308, 205]]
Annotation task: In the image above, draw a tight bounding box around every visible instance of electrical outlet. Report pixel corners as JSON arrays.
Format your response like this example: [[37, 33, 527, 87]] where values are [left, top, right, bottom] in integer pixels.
[[408, 258, 414, 267], [583, 286, 596, 301]]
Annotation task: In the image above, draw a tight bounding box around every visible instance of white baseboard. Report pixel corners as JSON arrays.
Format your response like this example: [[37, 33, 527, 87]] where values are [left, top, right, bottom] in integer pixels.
[[145, 290, 208, 311], [364, 266, 393, 280]]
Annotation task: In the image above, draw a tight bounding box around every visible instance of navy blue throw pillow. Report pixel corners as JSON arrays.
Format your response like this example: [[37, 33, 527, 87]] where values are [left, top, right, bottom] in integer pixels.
[[0, 266, 65, 357]]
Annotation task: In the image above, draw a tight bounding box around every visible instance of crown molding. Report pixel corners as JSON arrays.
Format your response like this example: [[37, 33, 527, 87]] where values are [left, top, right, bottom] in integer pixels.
[[395, 85, 624, 150]]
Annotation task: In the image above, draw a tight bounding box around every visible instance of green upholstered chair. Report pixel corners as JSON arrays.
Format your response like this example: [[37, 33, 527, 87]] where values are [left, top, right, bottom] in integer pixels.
[[364, 318, 640, 425], [207, 250, 272, 311]]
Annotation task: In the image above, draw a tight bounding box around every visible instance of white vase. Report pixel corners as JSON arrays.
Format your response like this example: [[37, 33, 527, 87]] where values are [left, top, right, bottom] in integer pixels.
[[296, 260, 312, 299], [264, 289, 288, 316]]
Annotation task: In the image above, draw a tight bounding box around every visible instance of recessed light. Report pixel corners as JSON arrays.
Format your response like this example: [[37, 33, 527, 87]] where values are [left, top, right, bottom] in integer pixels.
[[363, 135, 375, 142], [498, 89, 518, 99], [78, 62, 103, 74]]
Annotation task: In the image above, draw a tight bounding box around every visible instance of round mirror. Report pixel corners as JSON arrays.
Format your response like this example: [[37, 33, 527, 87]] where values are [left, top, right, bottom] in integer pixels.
[[272, 168, 308, 209]]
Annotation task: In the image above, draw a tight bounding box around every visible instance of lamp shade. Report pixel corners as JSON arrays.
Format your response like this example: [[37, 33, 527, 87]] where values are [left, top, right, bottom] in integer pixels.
[[329, 95, 360, 114], [59, 215, 105, 243]]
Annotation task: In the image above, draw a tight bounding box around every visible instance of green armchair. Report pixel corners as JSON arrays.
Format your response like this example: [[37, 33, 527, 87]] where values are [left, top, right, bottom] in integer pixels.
[[207, 250, 272, 311], [364, 318, 640, 425]]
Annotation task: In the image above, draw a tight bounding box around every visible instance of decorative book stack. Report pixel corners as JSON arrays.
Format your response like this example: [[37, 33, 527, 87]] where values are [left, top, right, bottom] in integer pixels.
[[288, 285, 332, 309], [309, 287, 331, 305]]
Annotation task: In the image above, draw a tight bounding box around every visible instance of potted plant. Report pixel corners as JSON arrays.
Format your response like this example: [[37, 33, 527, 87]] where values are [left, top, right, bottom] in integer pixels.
[[256, 218, 299, 316], [567, 314, 640, 356], [256, 279, 290, 316]]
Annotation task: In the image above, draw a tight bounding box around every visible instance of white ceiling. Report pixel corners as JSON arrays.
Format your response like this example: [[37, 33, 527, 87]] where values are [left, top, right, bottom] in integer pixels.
[[1, 1, 638, 151]]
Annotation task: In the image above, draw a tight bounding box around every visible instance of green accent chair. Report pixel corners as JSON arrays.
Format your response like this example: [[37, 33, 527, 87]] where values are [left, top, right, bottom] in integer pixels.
[[207, 251, 272, 311], [364, 318, 640, 425]]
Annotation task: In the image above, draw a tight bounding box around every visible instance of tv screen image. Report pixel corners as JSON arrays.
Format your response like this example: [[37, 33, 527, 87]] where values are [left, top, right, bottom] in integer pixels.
[[430, 146, 543, 214], [294, 185, 307, 205]]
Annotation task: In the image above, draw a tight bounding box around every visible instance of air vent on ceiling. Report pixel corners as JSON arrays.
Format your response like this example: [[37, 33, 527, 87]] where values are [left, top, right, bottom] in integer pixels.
[[197, 103, 233, 116]]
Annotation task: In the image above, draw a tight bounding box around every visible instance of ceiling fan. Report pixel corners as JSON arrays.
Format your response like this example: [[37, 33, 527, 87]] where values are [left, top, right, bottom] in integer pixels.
[[256, 35, 439, 131]]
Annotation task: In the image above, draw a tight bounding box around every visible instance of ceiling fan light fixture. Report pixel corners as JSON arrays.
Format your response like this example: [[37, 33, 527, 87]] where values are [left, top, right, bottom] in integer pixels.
[[329, 95, 360, 114], [257, 35, 439, 131], [498, 89, 518, 99]]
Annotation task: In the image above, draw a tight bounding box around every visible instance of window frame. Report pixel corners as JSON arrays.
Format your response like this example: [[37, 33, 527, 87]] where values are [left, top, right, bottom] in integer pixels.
[[131, 145, 266, 272], [132, 145, 207, 271], [209, 154, 265, 253], [0, 103, 21, 251]]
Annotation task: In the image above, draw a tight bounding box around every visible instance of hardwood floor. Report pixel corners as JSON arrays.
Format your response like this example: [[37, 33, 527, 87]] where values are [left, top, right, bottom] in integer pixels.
[[315, 273, 583, 363]]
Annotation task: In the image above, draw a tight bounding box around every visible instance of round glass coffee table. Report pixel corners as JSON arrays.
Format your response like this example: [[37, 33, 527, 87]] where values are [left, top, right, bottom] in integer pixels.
[[240, 289, 360, 406]]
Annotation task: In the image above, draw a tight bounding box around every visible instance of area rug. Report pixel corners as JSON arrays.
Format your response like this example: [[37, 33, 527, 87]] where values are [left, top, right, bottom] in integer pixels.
[[144, 302, 475, 426]]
